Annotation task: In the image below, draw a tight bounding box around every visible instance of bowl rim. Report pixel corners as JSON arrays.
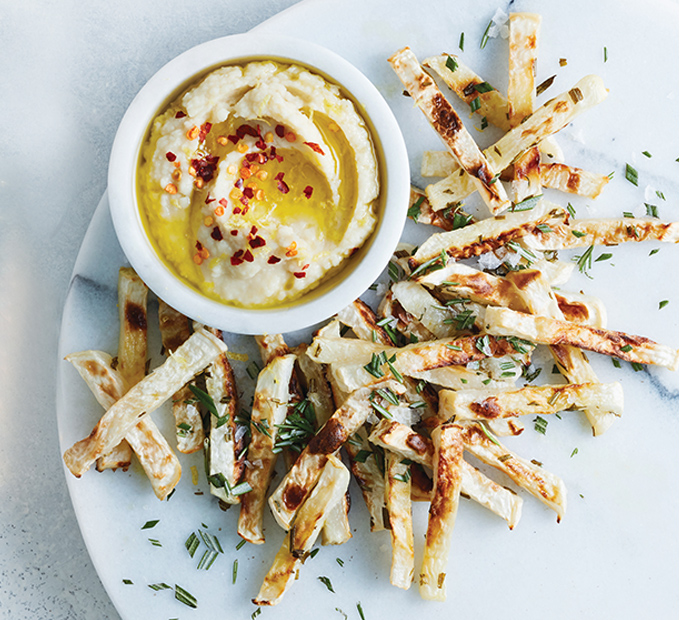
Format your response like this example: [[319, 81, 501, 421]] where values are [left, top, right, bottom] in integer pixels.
[[108, 33, 409, 335]]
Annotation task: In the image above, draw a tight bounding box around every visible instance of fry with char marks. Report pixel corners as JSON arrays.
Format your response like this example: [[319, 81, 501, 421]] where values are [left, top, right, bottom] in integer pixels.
[[96, 267, 148, 470], [485, 306, 679, 371], [268, 383, 403, 530], [524, 217, 679, 250], [65, 350, 182, 500], [238, 353, 296, 544], [419, 423, 464, 601], [63, 327, 226, 478], [457, 420, 567, 521], [389, 47, 511, 214], [408, 199, 566, 270], [385, 452, 415, 590], [439, 382, 624, 421], [368, 418, 522, 529], [253, 455, 350, 606], [158, 300, 205, 454]]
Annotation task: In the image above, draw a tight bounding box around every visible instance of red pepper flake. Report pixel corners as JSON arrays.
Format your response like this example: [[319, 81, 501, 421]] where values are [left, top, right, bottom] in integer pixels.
[[275, 171, 285, 181], [269, 146, 283, 162], [250, 226, 258, 235], [190, 154, 220, 183], [231, 256, 244, 266], [249, 235, 266, 248], [293, 272, 307, 279], [195, 240, 204, 252], [277, 179, 290, 194], [275, 124, 285, 138], [303, 185, 313, 199], [199, 122, 212, 142], [165, 151, 177, 162], [230, 229, 238, 236], [304, 141, 325, 155], [236, 124, 259, 139], [175, 111, 187, 119], [205, 195, 216, 204], [243, 187, 254, 199], [242, 205, 250, 215], [211, 226, 223, 241], [244, 249, 254, 262], [255, 139, 267, 150], [245, 152, 260, 163], [239, 195, 249, 206], [233, 206, 242, 214], [235, 178, 244, 190], [219, 198, 229, 208], [227, 134, 240, 144], [267, 255, 281, 264]]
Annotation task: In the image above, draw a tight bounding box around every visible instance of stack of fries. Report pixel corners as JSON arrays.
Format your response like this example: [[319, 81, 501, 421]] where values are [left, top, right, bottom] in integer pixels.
[[63, 12, 678, 606]]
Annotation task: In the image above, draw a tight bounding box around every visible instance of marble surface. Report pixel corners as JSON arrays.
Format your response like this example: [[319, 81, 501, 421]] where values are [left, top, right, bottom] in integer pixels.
[[2, 0, 678, 619], [0, 3, 300, 618]]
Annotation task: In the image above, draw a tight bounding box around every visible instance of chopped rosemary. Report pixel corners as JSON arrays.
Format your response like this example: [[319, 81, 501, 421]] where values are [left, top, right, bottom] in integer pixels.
[[533, 415, 548, 435], [477, 421, 501, 446], [357, 602, 367, 620], [174, 584, 197, 608], [141, 519, 159, 530], [353, 449, 372, 463], [570, 447, 579, 458], [148, 583, 172, 591], [571, 230, 587, 237], [232, 559, 238, 584], [185, 532, 200, 558], [512, 194, 542, 212], [188, 384, 218, 417], [595, 252, 612, 262], [336, 557, 345, 567], [574, 245, 595, 277], [318, 576, 335, 593], [148, 538, 162, 547], [236, 538, 247, 550], [246, 361, 261, 380], [273, 399, 317, 454], [536, 74, 556, 96], [364, 351, 386, 378], [407, 195, 425, 220]]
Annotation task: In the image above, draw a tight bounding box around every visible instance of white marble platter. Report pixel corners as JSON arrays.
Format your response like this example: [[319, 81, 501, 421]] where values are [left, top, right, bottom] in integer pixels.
[[57, 0, 679, 619]]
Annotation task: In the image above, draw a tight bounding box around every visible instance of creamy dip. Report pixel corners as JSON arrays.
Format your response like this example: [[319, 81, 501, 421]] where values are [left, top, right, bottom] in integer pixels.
[[137, 60, 380, 308]]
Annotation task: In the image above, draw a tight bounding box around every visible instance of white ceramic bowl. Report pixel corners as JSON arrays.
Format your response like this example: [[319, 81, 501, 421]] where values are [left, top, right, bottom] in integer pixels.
[[108, 34, 409, 335]]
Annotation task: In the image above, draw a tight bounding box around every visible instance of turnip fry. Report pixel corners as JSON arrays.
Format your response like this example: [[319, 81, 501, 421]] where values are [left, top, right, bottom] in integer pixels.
[[238, 354, 296, 544], [485, 306, 679, 371], [65, 350, 181, 500], [252, 455, 349, 606], [385, 452, 415, 589], [158, 300, 205, 454], [419, 423, 464, 601], [63, 328, 227, 478], [389, 47, 511, 214], [439, 382, 624, 421]]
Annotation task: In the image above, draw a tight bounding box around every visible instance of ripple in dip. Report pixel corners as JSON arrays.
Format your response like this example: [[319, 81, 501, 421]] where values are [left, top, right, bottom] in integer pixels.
[[137, 60, 380, 308]]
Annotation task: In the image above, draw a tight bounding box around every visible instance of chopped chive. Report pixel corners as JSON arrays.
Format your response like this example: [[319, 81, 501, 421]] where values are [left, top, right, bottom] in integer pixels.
[[480, 19, 493, 48], [631, 362, 645, 372], [236, 538, 247, 550], [659, 300, 669, 309], [309, 548, 320, 559], [612, 358, 622, 368], [480, 115, 488, 130], [620, 344, 633, 353], [232, 559, 238, 584], [536, 223, 553, 233], [148, 538, 162, 547], [252, 610, 262, 619], [649, 248, 660, 256], [469, 96, 481, 113], [567, 202, 576, 217], [445, 55, 458, 72], [122, 579, 133, 585], [571, 230, 587, 237], [603, 46, 608, 62], [622, 211, 634, 218], [459, 32, 465, 51], [336, 557, 345, 567], [570, 447, 579, 458], [246, 362, 261, 380], [407, 195, 425, 220], [595, 252, 612, 262], [655, 190, 666, 200], [357, 602, 367, 620], [625, 163, 638, 186], [473, 81, 494, 93], [353, 449, 372, 463], [642, 150, 652, 158]]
